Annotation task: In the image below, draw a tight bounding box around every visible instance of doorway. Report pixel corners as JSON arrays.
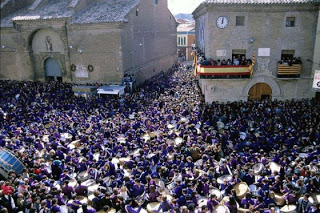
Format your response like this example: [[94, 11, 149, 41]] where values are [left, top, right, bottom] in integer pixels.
[[44, 57, 62, 81], [248, 83, 272, 101]]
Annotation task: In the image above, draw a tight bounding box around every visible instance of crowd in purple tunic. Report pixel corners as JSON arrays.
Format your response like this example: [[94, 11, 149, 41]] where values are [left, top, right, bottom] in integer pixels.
[[0, 65, 320, 213]]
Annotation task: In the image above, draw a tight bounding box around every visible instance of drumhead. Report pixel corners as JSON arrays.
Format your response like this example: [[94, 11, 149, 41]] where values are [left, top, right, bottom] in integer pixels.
[[213, 204, 230, 213], [280, 205, 296, 212], [234, 182, 248, 197], [147, 202, 160, 211]]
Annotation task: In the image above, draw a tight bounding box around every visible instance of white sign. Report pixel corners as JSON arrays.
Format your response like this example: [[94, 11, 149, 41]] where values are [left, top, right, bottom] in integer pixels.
[[258, 48, 270, 57], [75, 64, 88, 78], [216, 50, 226, 57], [312, 70, 320, 90]]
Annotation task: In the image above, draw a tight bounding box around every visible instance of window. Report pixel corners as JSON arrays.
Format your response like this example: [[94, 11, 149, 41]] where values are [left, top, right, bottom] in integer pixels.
[[183, 37, 186, 45], [286, 17, 295, 27], [178, 37, 181, 45], [281, 50, 295, 61], [154, 0, 158, 4], [236, 16, 245, 26], [136, 9, 139, 16]]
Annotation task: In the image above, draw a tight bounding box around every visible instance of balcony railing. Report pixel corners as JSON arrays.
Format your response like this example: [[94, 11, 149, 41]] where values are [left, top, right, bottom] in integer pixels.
[[197, 65, 252, 79], [277, 64, 301, 78]]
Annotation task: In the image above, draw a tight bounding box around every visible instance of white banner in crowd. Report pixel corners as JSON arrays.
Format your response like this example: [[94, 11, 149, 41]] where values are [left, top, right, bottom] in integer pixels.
[[313, 70, 320, 91]]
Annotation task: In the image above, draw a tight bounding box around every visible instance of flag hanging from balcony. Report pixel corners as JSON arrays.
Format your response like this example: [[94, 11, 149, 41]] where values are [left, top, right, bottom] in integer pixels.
[[249, 51, 256, 75], [193, 52, 198, 77]]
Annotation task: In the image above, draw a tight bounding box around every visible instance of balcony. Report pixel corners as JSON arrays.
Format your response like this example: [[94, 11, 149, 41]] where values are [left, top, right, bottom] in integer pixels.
[[197, 65, 252, 79], [277, 64, 301, 78]]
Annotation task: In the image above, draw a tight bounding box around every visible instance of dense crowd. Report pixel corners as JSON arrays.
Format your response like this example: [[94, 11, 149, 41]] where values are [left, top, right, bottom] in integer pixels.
[[0, 65, 319, 213]]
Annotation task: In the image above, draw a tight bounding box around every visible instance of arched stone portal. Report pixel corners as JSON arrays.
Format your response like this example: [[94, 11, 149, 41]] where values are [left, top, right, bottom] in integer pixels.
[[241, 76, 283, 101], [248, 83, 272, 100], [28, 28, 67, 81], [44, 57, 62, 81]]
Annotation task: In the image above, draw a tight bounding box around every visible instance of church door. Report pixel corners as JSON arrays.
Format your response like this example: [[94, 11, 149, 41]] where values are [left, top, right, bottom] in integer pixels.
[[248, 83, 272, 101], [44, 58, 62, 82]]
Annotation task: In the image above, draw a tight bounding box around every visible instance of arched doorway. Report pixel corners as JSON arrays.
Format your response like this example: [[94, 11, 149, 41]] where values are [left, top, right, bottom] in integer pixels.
[[44, 58, 62, 81], [248, 83, 272, 101]]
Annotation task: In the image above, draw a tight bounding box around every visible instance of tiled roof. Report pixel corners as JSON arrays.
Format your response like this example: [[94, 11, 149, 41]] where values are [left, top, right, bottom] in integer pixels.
[[206, 0, 319, 4], [70, 0, 140, 24], [1, 0, 72, 27], [1, 0, 140, 28]]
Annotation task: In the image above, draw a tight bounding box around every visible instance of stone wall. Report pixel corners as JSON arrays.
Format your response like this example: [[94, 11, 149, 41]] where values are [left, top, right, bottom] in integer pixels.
[[121, 0, 177, 83]]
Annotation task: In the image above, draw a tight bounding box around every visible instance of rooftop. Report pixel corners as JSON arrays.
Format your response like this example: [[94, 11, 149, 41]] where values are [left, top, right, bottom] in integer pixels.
[[1, 0, 140, 28]]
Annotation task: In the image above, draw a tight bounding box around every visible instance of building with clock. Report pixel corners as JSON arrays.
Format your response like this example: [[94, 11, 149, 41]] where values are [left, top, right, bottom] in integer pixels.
[[193, 0, 320, 103], [0, 0, 177, 84]]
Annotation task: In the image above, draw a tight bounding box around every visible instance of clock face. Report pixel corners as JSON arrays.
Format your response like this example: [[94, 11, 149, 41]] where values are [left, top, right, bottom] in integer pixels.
[[216, 16, 229, 29]]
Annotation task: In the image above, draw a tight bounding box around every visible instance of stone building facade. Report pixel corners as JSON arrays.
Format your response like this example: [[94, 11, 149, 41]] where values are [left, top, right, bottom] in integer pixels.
[[0, 0, 177, 84], [193, 0, 320, 103]]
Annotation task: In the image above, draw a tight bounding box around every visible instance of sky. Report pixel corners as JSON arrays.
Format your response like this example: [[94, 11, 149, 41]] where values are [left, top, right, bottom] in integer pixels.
[[168, 0, 205, 15]]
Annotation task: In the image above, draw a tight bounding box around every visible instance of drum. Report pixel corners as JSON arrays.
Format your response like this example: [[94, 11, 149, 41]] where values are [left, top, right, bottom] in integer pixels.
[[111, 158, 120, 165], [147, 153, 156, 159], [68, 140, 80, 149], [117, 136, 126, 144], [217, 175, 232, 184], [129, 114, 135, 119], [149, 132, 157, 139], [197, 197, 208, 208], [0, 148, 25, 177], [167, 124, 175, 129], [270, 162, 281, 174], [142, 133, 151, 141], [77, 196, 88, 204], [61, 133, 72, 141], [217, 121, 225, 129], [239, 132, 246, 140], [275, 193, 285, 206], [174, 137, 183, 146], [210, 188, 222, 200], [88, 194, 95, 201], [68, 179, 78, 188], [253, 163, 264, 175], [312, 193, 320, 204], [82, 179, 96, 187], [77, 171, 89, 182], [180, 117, 189, 123], [119, 157, 130, 165], [147, 202, 160, 213], [233, 182, 249, 199], [88, 184, 100, 194], [280, 205, 296, 213], [298, 153, 308, 158], [60, 205, 68, 213], [302, 145, 314, 152], [42, 135, 50, 143], [195, 159, 203, 167], [93, 153, 100, 161], [249, 184, 258, 196], [213, 204, 230, 213]]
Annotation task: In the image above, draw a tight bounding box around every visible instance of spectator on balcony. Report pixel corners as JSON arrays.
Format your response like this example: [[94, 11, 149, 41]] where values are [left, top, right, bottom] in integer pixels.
[[217, 59, 221, 66], [221, 59, 227, 65], [240, 56, 246, 65], [227, 59, 232, 65], [233, 58, 240, 66]]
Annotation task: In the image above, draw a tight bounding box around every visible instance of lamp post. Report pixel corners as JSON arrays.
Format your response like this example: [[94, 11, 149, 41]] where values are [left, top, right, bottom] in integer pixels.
[[1, 45, 16, 52]]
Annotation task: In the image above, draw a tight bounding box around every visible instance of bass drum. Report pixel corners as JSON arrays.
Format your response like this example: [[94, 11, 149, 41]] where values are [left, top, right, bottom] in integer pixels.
[[280, 205, 296, 213], [213, 204, 230, 213], [233, 182, 249, 199], [147, 202, 160, 213]]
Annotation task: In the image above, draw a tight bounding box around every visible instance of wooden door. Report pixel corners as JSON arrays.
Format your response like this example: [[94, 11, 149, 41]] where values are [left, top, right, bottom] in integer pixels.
[[248, 83, 272, 101]]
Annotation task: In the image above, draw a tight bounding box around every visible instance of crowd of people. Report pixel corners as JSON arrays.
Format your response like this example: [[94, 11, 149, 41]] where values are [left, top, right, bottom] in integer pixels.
[[0, 64, 319, 213], [198, 55, 253, 66], [278, 57, 302, 66]]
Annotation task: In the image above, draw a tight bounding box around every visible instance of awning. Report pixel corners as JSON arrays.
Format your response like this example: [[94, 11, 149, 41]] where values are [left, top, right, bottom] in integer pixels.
[[97, 85, 125, 96]]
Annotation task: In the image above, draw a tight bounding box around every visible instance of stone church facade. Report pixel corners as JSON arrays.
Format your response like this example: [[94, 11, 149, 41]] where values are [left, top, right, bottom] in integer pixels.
[[193, 0, 320, 103], [0, 0, 177, 84]]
